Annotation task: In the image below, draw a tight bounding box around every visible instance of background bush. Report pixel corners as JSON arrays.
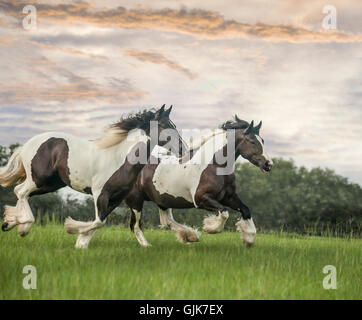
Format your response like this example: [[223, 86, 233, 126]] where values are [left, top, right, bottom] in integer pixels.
[[1, 145, 361, 236]]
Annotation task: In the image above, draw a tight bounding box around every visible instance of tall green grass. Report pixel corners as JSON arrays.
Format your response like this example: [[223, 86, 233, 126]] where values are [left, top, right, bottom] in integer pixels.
[[0, 223, 360, 299]]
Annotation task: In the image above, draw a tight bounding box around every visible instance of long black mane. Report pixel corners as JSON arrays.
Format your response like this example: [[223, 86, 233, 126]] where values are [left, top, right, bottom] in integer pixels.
[[110, 108, 159, 133], [221, 116, 249, 130], [95, 107, 165, 149]]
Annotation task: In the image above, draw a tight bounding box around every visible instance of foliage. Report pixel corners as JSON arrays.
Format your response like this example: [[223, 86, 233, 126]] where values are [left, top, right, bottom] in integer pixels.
[[234, 158, 362, 235], [0, 145, 361, 236]]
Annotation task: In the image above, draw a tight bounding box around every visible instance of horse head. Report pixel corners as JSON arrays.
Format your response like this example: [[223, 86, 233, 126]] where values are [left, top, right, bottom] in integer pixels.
[[223, 116, 273, 173], [151, 104, 187, 156]]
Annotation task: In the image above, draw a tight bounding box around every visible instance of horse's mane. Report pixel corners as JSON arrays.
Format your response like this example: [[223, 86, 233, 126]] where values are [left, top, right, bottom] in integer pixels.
[[220, 116, 250, 130], [187, 129, 224, 152], [187, 116, 250, 152], [94, 108, 157, 149]]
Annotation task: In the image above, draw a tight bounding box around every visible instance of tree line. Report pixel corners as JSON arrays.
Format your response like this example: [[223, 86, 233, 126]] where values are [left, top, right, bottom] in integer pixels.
[[0, 144, 361, 236]]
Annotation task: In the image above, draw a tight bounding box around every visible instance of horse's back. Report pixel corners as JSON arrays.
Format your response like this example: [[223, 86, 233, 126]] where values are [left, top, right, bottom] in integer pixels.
[[21, 132, 91, 164]]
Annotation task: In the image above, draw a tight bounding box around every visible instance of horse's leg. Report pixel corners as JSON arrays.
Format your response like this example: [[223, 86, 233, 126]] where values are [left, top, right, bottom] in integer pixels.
[[64, 190, 105, 248], [203, 211, 229, 234], [130, 208, 151, 247], [2, 179, 37, 236], [125, 186, 151, 247], [196, 195, 229, 234], [159, 208, 200, 243], [65, 187, 134, 248], [72, 192, 102, 249], [74, 229, 97, 249], [159, 207, 170, 229], [224, 193, 256, 247]]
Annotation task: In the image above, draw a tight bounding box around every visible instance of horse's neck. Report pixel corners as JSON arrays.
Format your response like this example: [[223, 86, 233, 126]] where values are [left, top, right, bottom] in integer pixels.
[[188, 129, 224, 150], [95, 129, 149, 163], [189, 131, 228, 165]]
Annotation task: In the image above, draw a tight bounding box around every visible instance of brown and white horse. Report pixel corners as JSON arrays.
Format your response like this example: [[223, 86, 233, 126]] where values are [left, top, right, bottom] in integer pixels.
[[0, 105, 186, 248], [125, 116, 273, 247]]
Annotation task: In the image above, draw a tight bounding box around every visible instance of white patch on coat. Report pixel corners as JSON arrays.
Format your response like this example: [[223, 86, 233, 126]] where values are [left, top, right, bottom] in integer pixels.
[[255, 135, 272, 162], [152, 130, 227, 206]]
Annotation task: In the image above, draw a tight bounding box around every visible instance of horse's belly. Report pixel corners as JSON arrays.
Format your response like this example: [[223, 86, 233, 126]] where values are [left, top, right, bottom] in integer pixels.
[[152, 163, 206, 205], [152, 165, 194, 204], [158, 196, 194, 209], [68, 171, 92, 192]]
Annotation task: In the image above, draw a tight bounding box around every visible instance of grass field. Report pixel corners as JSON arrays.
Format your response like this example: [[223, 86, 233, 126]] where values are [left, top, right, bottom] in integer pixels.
[[0, 223, 360, 299]]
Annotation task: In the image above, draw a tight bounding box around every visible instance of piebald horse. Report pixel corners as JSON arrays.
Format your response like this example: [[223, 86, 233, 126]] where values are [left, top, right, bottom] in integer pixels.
[[0, 105, 186, 248], [125, 116, 273, 247]]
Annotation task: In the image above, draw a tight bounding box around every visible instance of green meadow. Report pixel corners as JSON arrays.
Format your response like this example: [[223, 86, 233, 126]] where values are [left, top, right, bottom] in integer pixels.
[[0, 223, 360, 299]]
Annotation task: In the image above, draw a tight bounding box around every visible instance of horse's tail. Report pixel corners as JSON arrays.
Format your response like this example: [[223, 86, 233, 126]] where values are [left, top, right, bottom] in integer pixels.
[[0, 147, 26, 187]]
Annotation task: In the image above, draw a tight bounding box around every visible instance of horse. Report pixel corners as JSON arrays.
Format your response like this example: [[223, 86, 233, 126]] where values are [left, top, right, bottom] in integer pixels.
[[125, 116, 273, 247], [0, 105, 186, 248]]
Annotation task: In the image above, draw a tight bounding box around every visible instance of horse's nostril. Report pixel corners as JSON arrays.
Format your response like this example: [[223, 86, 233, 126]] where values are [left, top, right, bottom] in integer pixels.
[[263, 161, 273, 172]]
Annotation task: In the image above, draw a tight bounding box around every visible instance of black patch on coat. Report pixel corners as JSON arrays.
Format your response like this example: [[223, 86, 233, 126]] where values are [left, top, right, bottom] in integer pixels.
[[30, 137, 71, 196], [96, 141, 150, 221]]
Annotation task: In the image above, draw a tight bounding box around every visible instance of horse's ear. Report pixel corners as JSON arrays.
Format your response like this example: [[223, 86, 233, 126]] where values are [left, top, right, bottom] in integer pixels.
[[244, 120, 254, 135], [235, 114, 242, 122], [254, 121, 262, 135], [155, 104, 166, 119], [164, 105, 172, 118]]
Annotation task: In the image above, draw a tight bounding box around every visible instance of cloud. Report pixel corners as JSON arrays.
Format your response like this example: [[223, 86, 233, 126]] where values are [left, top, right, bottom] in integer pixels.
[[0, 1, 362, 186], [1, 1, 361, 43], [0, 45, 148, 105], [0, 69, 148, 104], [125, 49, 197, 80], [0, 82, 147, 104], [28, 39, 109, 60]]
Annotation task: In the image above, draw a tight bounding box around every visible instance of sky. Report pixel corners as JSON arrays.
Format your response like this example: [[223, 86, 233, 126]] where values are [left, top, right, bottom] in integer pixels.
[[0, 0, 361, 187]]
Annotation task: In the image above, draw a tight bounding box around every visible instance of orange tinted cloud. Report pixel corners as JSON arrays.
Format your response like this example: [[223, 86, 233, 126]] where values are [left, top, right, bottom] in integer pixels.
[[0, 82, 148, 104], [1, 1, 361, 43], [125, 50, 197, 80]]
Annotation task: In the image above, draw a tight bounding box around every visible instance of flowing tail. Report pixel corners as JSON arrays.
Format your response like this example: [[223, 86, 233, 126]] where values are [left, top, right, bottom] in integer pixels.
[[0, 147, 26, 187]]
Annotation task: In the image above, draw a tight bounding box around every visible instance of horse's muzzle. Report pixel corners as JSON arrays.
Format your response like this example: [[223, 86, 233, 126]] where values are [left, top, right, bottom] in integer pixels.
[[262, 160, 273, 173], [1, 222, 9, 231]]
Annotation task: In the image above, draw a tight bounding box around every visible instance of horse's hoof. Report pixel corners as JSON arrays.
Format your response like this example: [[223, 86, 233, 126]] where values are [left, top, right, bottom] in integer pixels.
[[142, 243, 152, 247], [2, 222, 9, 231], [243, 240, 254, 248], [17, 223, 32, 237]]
